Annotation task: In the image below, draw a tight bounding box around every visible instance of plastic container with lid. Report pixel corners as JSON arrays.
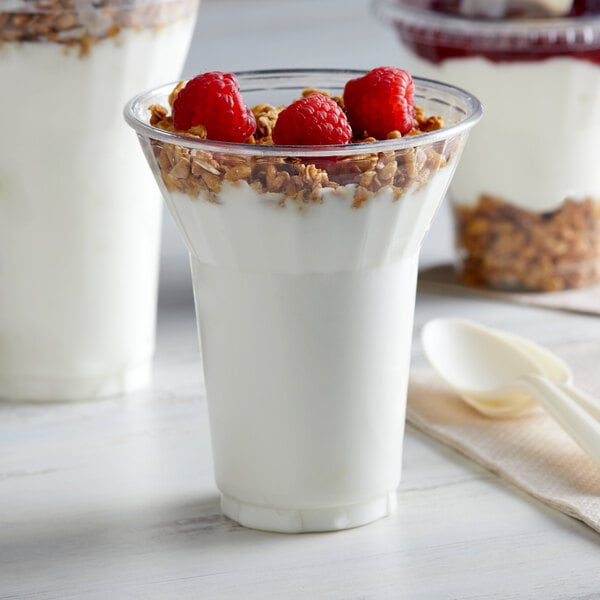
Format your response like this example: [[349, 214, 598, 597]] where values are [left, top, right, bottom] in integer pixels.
[[376, 0, 600, 291]]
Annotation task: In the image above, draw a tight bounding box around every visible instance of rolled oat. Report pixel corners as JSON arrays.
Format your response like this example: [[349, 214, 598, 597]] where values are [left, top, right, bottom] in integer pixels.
[[455, 194, 600, 291], [0, 0, 197, 56]]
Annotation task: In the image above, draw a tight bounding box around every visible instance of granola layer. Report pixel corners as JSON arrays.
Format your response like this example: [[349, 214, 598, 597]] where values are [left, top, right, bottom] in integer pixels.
[[0, 0, 197, 54], [454, 195, 600, 291], [148, 99, 451, 207]]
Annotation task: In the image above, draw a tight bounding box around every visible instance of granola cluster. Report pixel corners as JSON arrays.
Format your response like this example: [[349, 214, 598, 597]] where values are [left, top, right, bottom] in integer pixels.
[[0, 0, 196, 55], [455, 195, 600, 291], [148, 93, 449, 207]]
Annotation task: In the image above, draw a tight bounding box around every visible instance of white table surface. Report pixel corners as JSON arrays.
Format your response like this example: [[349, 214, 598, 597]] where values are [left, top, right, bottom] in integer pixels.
[[3, 293, 600, 599], [3, 1, 600, 598]]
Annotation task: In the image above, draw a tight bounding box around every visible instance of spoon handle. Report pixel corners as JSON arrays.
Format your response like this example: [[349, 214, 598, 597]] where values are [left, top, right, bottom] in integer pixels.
[[557, 382, 600, 423], [520, 373, 600, 466]]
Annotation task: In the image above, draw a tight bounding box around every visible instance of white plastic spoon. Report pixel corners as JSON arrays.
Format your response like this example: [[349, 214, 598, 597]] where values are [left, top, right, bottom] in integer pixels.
[[496, 326, 600, 422], [437, 320, 600, 422], [421, 318, 600, 465]]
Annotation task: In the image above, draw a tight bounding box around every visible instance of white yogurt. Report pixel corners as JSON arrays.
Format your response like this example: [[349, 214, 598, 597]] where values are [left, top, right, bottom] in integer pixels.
[[403, 54, 600, 211], [165, 178, 451, 272], [0, 19, 196, 400], [164, 173, 452, 532]]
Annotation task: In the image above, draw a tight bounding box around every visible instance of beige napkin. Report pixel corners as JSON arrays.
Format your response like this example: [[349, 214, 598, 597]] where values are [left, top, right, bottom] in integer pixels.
[[418, 264, 600, 317], [408, 338, 600, 533]]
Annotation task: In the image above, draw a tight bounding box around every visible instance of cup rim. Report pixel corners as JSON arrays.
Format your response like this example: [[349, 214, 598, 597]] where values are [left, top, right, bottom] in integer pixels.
[[374, 0, 600, 40], [124, 68, 482, 158]]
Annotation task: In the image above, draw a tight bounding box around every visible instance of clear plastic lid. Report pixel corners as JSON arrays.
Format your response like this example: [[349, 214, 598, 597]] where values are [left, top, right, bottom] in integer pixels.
[[375, 0, 600, 52]]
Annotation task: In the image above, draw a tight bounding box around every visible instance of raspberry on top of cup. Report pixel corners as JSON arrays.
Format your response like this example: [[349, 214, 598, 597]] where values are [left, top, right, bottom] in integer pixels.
[[151, 66, 441, 145]]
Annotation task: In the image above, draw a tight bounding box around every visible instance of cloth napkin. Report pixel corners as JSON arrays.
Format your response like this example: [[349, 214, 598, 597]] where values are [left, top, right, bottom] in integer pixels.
[[418, 264, 600, 317], [408, 337, 600, 533]]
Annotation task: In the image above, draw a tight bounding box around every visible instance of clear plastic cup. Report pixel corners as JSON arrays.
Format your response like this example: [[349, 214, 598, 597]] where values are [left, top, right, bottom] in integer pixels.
[[125, 69, 481, 532], [376, 0, 600, 291], [0, 0, 199, 400]]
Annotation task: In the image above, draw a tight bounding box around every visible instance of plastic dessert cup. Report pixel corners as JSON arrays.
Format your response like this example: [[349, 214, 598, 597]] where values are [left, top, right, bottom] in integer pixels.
[[125, 69, 481, 532], [376, 0, 600, 291], [0, 0, 199, 401]]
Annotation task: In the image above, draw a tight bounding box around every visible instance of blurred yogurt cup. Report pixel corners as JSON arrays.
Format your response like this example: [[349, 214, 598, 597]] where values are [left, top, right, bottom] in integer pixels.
[[377, 0, 600, 291], [0, 0, 199, 400], [125, 69, 481, 532]]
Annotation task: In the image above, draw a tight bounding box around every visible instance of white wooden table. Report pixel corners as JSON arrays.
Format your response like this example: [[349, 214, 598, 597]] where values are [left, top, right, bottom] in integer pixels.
[[2, 293, 600, 599], [3, 1, 600, 598]]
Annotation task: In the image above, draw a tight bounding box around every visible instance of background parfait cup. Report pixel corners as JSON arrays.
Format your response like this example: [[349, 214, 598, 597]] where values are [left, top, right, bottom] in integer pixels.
[[376, 0, 600, 292], [125, 69, 482, 533], [0, 0, 199, 401]]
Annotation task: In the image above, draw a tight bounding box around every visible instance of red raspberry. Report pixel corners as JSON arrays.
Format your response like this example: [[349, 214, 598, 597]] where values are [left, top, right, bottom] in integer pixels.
[[172, 71, 256, 143], [571, 0, 600, 14], [272, 94, 352, 146], [343, 67, 415, 138]]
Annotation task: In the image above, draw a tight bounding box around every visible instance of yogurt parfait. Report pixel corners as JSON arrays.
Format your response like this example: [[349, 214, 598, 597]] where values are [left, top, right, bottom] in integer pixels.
[[0, 0, 199, 400], [125, 68, 481, 532], [377, 0, 600, 291]]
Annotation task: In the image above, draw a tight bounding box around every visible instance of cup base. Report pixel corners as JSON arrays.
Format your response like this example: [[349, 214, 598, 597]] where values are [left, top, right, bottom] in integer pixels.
[[0, 360, 152, 402], [221, 491, 398, 533]]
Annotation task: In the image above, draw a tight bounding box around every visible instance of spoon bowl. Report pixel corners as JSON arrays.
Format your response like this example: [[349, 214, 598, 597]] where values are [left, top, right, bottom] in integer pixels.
[[422, 318, 545, 417], [498, 329, 572, 385], [421, 317, 600, 465]]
